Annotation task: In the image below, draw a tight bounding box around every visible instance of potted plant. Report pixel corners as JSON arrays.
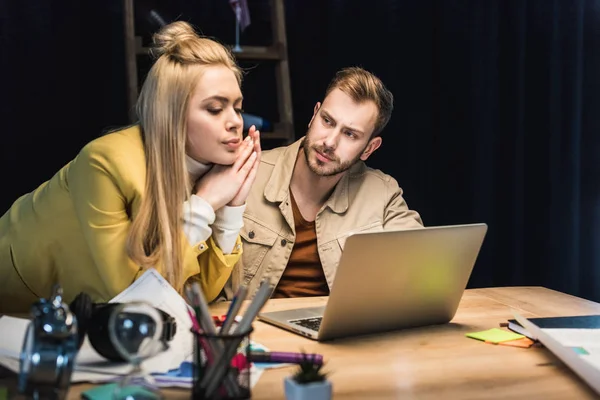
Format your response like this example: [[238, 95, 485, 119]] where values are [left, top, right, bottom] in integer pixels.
[[284, 352, 332, 400]]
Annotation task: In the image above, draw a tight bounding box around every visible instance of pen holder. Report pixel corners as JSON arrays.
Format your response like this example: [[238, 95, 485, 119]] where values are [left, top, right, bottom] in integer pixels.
[[192, 328, 253, 400]]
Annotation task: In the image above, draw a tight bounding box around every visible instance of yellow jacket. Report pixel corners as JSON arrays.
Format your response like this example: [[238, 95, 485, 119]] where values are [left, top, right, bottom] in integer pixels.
[[0, 125, 240, 312]]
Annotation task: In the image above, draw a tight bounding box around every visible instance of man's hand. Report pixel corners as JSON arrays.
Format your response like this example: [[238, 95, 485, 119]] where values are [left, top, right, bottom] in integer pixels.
[[229, 126, 261, 206], [194, 130, 258, 211]]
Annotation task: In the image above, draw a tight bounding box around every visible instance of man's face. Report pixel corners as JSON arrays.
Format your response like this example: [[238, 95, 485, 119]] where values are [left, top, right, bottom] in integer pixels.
[[303, 88, 382, 177]]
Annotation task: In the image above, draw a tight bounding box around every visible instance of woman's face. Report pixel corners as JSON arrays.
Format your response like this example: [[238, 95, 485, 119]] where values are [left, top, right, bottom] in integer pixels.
[[186, 65, 243, 165]]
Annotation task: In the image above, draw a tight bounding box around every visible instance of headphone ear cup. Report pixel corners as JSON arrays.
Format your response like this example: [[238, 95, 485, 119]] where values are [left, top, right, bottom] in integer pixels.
[[85, 303, 176, 362], [87, 303, 126, 362], [69, 292, 94, 350]]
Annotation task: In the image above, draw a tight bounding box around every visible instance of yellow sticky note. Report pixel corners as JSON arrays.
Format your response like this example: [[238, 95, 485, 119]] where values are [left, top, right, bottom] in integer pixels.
[[466, 328, 525, 344]]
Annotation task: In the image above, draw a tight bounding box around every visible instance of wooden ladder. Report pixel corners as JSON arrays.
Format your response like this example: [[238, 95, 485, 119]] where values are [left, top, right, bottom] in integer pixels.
[[123, 0, 295, 145]]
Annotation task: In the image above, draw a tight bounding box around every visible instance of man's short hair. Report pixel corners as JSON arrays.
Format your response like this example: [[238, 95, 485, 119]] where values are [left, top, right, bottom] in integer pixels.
[[324, 67, 394, 137]]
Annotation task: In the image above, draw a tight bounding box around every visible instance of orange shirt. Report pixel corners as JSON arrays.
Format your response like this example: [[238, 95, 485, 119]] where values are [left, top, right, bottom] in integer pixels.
[[273, 192, 330, 298]]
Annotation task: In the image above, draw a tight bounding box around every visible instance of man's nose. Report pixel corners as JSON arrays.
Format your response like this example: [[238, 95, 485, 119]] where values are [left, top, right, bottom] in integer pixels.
[[322, 130, 340, 150]]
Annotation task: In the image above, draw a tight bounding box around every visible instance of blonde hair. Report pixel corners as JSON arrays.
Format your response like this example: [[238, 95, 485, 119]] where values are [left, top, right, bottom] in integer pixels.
[[127, 21, 242, 291], [324, 67, 393, 137]]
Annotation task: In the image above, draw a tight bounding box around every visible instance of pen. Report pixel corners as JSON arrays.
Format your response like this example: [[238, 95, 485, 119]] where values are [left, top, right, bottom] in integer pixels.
[[203, 279, 273, 397], [188, 282, 240, 397], [189, 282, 219, 336], [187, 309, 200, 332], [221, 285, 248, 334], [250, 351, 323, 365], [185, 285, 202, 331], [213, 315, 242, 326]]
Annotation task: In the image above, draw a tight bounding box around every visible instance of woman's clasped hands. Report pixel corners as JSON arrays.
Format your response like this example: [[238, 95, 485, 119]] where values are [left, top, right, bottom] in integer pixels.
[[194, 125, 262, 211]]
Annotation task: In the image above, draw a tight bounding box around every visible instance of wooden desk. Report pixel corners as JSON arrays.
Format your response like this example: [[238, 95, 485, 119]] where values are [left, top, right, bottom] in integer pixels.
[[3, 287, 600, 399]]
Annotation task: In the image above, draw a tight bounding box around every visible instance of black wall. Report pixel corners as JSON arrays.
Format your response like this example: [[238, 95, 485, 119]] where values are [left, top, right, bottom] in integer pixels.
[[2, 0, 599, 301]]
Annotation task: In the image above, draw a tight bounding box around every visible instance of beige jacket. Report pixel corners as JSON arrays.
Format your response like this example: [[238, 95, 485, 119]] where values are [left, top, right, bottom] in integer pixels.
[[225, 138, 423, 299]]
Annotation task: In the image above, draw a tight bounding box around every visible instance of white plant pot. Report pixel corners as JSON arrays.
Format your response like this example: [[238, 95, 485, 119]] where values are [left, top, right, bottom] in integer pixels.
[[284, 376, 332, 400]]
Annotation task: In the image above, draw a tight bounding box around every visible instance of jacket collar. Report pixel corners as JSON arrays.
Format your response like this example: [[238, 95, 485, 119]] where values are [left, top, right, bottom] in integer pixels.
[[263, 137, 364, 214]]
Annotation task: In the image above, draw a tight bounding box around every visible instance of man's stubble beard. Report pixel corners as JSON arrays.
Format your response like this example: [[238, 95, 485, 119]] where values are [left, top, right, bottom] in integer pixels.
[[302, 136, 365, 177]]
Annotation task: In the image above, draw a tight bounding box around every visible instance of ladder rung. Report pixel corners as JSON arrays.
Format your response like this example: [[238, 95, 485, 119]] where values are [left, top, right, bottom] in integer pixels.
[[231, 45, 283, 60], [135, 42, 284, 61]]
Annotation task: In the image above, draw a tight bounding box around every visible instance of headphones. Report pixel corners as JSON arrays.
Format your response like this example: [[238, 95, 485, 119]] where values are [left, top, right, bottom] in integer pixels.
[[69, 292, 177, 362]]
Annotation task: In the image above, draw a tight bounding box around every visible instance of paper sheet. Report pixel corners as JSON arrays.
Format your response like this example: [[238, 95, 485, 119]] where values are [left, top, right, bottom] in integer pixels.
[[0, 316, 30, 359], [542, 328, 600, 379], [73, 268, 193, 377], [0, 269, 273, 389], [149, 340, 290, 388], [108, 268, 194, 362], [0, 268, 192, 383]]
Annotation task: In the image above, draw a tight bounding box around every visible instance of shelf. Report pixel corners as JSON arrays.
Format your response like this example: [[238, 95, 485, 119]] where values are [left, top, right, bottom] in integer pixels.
[[260, 122, 294, 141], [135, 40, 284, 61], [124, 0, 294, 144], [231, 45, 284, 60]]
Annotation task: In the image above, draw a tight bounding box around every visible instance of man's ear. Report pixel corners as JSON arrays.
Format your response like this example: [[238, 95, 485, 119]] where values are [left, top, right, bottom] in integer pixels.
[[308, 102, 322, 128], [359, 137, 383, 161]]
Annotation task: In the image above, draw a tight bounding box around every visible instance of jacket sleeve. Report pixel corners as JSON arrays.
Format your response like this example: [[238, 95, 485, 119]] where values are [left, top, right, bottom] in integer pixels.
[[69, 141, 242, 302], [191, 235, 242, 302], [181, 192, 243, 301], [383, 178, 424, 230], [67, 143, 143, 301]]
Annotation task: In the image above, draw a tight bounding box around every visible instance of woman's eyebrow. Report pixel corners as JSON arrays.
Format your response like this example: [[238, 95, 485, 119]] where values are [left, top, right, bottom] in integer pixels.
[[201, 95, 244, 104]]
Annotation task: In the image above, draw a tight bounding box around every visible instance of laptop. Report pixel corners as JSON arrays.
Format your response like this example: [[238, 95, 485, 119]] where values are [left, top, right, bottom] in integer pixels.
[[258, 223, 488, 341]]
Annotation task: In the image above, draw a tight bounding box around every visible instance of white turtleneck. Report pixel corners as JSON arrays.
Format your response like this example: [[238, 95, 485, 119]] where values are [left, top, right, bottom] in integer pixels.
[[183, 155, 245, 254]]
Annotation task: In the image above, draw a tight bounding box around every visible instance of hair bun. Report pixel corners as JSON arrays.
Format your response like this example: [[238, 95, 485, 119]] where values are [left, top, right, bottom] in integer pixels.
[[152, 21, 198, 57]]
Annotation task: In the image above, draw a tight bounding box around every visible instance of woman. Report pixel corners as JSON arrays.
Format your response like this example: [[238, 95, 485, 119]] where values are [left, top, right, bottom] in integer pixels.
[[0, 21, 260, 313]]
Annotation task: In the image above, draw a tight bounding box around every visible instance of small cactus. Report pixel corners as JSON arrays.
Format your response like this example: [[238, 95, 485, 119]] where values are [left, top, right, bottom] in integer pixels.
[[292, 352, 328, 384]]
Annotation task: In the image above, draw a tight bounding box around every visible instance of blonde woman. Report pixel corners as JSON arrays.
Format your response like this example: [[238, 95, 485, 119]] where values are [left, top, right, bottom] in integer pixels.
[[0, 21, 260, 313]]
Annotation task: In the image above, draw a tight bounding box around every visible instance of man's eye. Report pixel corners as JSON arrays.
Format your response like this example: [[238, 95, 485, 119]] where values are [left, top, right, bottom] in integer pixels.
[[345, 131, 355, 138]]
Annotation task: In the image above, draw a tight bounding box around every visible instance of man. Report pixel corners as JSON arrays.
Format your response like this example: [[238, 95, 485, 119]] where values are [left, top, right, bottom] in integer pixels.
[[225, 67, 423, 299]]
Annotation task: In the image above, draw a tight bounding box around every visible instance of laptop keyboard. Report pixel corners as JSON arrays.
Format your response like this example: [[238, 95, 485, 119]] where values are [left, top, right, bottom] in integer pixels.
[[289, 317, 322, 331]]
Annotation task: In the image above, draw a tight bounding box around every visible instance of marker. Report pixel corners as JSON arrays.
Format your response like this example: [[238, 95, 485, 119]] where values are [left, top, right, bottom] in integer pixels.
[[250, 351, 323, 365]]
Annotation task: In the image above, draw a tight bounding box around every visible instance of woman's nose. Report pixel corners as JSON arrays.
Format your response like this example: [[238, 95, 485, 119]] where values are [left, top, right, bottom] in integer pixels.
[[226, 109, 243, 132]]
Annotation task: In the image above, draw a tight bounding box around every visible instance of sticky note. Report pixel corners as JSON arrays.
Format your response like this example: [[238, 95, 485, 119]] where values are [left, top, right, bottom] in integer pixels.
[[81, 383, 160, 400], [498, 337, 535, 348], [570, 347, 590, 355], [466, 328, 525, 344], [249, 342, 269, 352]]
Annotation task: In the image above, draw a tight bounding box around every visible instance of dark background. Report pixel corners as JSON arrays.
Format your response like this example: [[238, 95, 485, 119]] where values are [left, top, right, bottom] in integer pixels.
[[1, 0, 599, 301]]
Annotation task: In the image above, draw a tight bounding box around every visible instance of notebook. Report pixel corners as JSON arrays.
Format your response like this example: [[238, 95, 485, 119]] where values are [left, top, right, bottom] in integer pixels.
[[507, 315, 600, 340], [512, 311, 600, 396]]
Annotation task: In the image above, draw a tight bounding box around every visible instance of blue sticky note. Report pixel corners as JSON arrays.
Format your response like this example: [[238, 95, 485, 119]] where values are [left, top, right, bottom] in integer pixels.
[[153, 361, 194, 378], [570, 346, 590, 355], [249, 342, 291, 369], [81, 383, 160, 400]]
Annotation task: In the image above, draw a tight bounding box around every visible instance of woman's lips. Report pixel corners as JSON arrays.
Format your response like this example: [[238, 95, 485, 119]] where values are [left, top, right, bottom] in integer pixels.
[[223, 137, 241, 150]]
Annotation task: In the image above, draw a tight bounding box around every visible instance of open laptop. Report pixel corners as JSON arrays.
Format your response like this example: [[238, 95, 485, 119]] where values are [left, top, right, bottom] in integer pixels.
[[258, 223, 488, 341]]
